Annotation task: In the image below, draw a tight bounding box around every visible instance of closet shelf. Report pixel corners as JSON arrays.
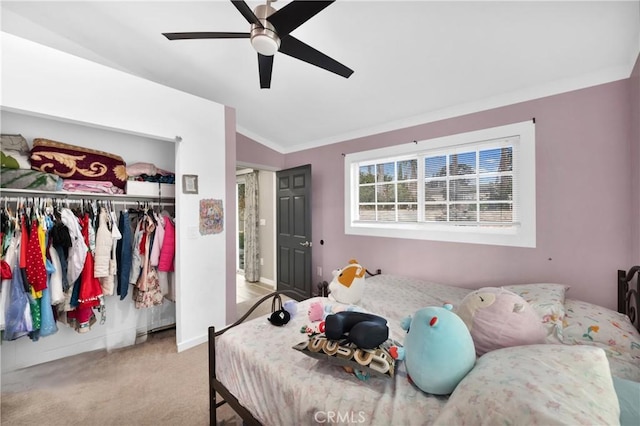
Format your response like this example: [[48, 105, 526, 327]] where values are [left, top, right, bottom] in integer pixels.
[[0, 187, 174, 201]]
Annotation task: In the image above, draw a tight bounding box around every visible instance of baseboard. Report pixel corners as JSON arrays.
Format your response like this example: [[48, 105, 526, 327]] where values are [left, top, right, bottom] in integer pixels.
[[258, 277, 275, 288], [177, 334, 207, 353]]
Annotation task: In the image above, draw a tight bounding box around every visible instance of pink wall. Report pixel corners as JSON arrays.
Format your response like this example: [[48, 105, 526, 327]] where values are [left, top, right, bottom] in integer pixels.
[[284, 80, 633, 310], [236, 132, 285, 170], [631, 54, 640, 265], [225, 106, 238, 324]]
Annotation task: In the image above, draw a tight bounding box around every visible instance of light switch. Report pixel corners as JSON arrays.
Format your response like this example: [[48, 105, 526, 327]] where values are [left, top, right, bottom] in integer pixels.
[[259, 218, 266, 226]]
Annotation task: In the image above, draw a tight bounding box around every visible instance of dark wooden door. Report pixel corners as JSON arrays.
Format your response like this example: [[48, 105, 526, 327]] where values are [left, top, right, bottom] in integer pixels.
[[276, 164, 312, 301]]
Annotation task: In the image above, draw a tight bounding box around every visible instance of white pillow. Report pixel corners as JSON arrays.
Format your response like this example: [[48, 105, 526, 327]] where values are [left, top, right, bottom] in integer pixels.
[[434, 344, 620, 426]]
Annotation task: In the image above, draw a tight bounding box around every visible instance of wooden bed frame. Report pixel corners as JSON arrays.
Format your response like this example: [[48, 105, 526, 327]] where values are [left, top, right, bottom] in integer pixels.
[[209, 266, 640, 425]]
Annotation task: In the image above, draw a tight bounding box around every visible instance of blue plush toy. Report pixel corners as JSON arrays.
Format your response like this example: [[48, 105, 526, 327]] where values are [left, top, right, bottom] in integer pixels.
[[394, 304, 476, 395]]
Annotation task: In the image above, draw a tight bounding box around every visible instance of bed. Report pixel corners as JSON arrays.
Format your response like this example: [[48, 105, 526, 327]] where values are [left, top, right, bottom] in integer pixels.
[[209, 267, 640, 425]]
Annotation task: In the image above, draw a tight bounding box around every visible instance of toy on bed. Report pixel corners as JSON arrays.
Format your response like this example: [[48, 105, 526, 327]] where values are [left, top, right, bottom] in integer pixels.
[[328, 259, 366, 304], [393, 304, 476, 395], [455, 287, 547, 356], [294, 311, 395, 382], [283, 300, 298, 318], [308, 299, 365, 322], [325, 311, 389, 349]]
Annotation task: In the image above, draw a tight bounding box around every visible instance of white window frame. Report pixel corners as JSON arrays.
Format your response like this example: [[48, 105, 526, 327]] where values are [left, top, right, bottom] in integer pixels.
[[344, 120, 536, 247]]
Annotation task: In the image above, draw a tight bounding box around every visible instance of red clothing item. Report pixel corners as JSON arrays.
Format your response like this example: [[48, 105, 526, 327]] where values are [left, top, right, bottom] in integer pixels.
[[25, 220, 47, 292], [77, 213, 102, 308]]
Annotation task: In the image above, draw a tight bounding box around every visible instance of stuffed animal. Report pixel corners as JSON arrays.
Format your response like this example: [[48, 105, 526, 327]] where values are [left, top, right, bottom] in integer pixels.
[[323, 303, 364, 319], [283, 300, 298, 318], [308, 301, 325, 322], [328, 259, 366, 305], [455, 287, 547, 356], [394, 304, 475, 395], [300, 321, 326, 337]]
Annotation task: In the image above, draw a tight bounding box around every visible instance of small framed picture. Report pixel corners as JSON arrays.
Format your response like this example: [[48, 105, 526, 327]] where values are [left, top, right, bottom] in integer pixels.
[[182, 174, 199, 194]]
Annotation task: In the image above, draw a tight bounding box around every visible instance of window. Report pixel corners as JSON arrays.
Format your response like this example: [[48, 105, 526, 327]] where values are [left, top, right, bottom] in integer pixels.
[[344, 120, 535, 247]]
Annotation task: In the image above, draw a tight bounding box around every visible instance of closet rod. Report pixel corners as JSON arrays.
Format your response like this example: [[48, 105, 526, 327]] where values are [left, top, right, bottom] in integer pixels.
[[0, 196, 175, 207]]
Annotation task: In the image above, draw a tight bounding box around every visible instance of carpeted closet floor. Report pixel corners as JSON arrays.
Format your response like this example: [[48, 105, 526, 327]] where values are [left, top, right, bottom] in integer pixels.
[[0, 294, 282, 425]]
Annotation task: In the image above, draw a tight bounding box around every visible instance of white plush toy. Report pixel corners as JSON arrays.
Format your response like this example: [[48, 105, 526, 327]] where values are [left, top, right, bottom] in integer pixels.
[[328, 259, 366, 305]]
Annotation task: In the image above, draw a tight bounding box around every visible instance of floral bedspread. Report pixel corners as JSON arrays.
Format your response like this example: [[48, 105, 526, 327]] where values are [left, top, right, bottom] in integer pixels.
[[215, 274, 635, 425]]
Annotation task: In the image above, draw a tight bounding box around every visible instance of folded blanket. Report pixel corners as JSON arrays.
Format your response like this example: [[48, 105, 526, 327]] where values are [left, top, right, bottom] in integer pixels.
[[1, 167, 63, 191], [30, 138, 127, 189], [62, 179, 124, 195]]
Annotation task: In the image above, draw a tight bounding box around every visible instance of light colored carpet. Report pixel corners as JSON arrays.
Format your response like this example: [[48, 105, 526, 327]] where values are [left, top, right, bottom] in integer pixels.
[[1, 294, 285, 425]]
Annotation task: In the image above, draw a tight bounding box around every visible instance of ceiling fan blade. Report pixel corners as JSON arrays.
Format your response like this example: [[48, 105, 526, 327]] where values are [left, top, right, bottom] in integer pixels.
[[268, 1, 334, 37], [231, 0, 264, 28], [163, 32, 250, 40], [258, 54, 274, 89], [279, 35, 353, 79]]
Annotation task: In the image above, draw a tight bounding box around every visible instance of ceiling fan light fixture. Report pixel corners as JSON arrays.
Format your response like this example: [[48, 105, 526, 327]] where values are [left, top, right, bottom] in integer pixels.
[[250, 33, 280, 56], [250, 4, 280, 56]]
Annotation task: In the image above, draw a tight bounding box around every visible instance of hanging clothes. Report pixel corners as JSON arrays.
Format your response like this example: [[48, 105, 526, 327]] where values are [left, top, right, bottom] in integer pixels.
[[0, 231, 19, 330], [49, 216, 72, 292], [148, 211, 164, 267], [116, 210, 133, 300], [77, 212, 103, 308], [158, 212, 175, 273], [158, 212, 175, 301], [94, 207, 111, 278], [25, 220, 47, 292], [48, 245, 65, 305], [132, 212, 163, 309], [64, 211, 102, 334], [94, 207, 115, 295], [102, 207, 121, 297], [60, 208, 87, 286], [3, 249, 33, 341]]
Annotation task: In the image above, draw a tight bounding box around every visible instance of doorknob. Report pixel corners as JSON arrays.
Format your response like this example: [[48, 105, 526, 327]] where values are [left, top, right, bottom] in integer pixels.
[[299, 241, 312, 247]]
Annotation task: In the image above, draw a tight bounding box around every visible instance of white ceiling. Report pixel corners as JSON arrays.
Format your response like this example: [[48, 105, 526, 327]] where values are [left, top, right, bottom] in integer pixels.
[[2, 1, 639, 153]]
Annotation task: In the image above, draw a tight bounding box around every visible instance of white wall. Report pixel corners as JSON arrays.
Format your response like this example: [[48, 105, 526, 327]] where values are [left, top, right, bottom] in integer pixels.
[[1, 32, 228, 369], [258, 170, 276, 285]]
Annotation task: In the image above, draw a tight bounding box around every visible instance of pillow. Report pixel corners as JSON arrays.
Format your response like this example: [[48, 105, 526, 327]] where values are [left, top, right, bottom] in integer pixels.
[[30, 138, 127, 189], [503, 283, 569, 343], [456, 287, 547, 356], [562, 298, 640, 381], [1, 149, 31, 169], [563, 298, 640, 347], [292, 334, 397, 379], [433, 345, 621, 426]]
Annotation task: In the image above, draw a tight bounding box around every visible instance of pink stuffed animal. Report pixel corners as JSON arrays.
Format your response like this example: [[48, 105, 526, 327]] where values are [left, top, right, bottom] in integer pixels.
[[456, 287, 547, 356], [308, 301, 324, 322]]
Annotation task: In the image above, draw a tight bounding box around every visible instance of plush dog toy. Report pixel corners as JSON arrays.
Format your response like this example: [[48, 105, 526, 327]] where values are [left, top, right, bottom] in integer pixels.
[[394, 304, 475, 395], [328, 259, 366, 305]]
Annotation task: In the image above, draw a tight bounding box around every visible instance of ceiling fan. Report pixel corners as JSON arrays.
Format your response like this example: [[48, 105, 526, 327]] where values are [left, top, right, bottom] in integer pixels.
[[162, 0, 354, 89]]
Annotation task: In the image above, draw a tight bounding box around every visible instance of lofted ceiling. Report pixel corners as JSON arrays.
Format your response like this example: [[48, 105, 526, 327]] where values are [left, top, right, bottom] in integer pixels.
[[1, 1, 639, 153]]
